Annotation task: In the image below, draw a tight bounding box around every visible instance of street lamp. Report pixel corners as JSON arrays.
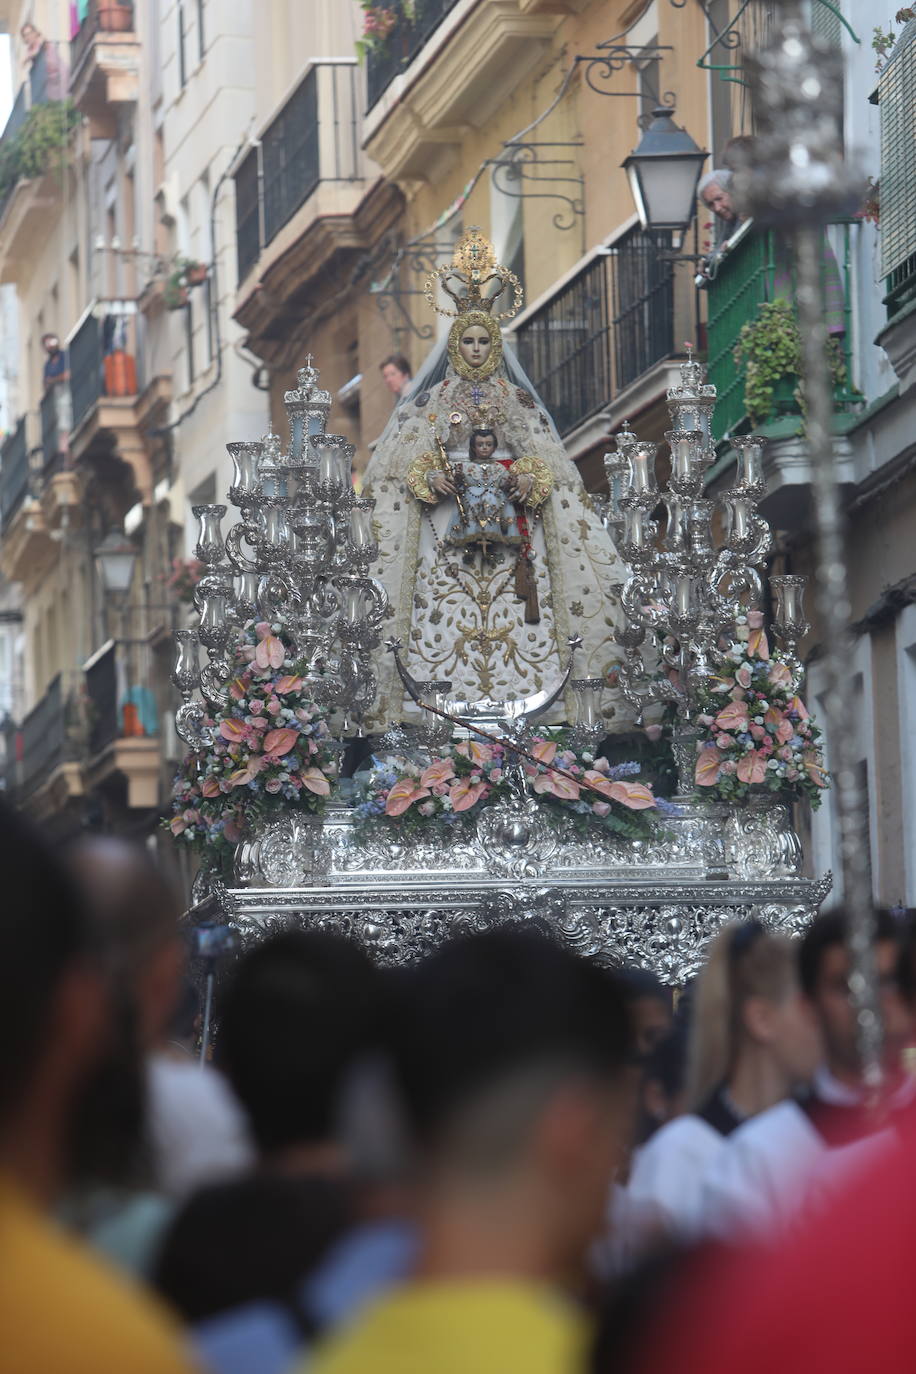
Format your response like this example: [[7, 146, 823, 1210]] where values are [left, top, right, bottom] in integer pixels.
[[93, 529, 138, 598], [622, 107, 708, 241]]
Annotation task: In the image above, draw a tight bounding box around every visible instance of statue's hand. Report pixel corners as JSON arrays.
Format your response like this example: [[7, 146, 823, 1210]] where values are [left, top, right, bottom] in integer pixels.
[[504, 472, 535, 502], [429, 470, 457, 498]]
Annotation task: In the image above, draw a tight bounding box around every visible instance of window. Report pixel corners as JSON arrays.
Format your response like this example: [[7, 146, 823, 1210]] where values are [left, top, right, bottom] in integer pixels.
[[879, 16, 916, 315], [196, 0, 205, 60], [178, 0, 187, 88], [185, 294, 195, 388]]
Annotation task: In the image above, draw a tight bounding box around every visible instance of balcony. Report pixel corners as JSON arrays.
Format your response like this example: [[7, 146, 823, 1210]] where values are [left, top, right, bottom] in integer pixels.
[[83, 637, 161, 808], [362, 0, 562, 181], [0, 45, 76, 276], [70, 0, 140, 137], [514, 224, 677, 448], [67, 301, 151, 499], [16, 673, 84, 816], [0, 418, 31, 534], [706, 220, 860, 440], [234, 62, 395, 359], [365, 0, 463, 110]]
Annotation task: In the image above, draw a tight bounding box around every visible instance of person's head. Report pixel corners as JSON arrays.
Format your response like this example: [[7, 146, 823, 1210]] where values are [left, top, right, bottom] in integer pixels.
[[217, 929, 384, 1164], [379, 353, 411, 396], [722, 134, 757, 173], [469, 428, 497, 461], [0, 800, 107, 1200], [619, 968, 672, 1058], [686, 920, 822, 1111], [699, 169, 737, 225], [65, 836, 184, 1050], [20, 21, 40, 47], [800, 907, 910, 1082], [389, 929, 634, 1276], [154, 1174, 349, 1324], [640, 1022, 689, 1138], [41, 332, 61, 356]]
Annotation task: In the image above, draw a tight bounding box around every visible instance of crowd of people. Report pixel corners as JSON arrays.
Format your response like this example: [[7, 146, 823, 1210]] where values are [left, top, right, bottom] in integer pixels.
[[2, 792, 914, 1373]]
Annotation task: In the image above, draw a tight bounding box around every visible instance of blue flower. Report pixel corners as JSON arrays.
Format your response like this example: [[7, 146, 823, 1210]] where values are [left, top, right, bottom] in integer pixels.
[[607, 760, 641, 779]]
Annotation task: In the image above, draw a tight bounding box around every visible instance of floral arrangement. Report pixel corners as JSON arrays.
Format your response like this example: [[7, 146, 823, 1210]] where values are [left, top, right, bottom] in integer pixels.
[[166, 622, 338, 867], [165, 555, 204, 605], [354, 733, 669, 841], [693, 611, 828, 808], [355, 1, 415, 59]]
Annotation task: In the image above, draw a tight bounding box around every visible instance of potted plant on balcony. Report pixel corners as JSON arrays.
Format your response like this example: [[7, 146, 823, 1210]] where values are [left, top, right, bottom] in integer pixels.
[[98, 1, 134, 33], [355, 0, 419, 60], [164, 257, 207, 310], [734, 298, 849, 425]]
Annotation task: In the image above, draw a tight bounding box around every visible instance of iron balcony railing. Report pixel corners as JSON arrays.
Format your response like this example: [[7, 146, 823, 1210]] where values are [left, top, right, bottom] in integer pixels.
[[84, 638, 157, 758], [69, 303, 141, 434], [71, 0, 135, 75], [18, 673, 85, 798], [706, 220, 858, 439], [885, 251, 916, 320], [235, 62, 364, 284], [513, 225, 676, 439], [365, 0, 462, 110], [0, 42, 69, 223], [40, 385, 69, 476], [0, 419, 31, 532]]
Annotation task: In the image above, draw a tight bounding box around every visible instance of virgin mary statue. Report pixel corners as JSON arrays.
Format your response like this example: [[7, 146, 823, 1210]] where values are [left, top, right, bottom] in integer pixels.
[[363, 228, 628, 731]]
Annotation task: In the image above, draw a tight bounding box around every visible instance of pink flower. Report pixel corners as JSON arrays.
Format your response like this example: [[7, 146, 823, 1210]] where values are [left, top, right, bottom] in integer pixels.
[[644, 724, 663, 742], [747, 625, 770, 660], [592, 801, 611, 817], [735, 666, 752, 689], [803, 752, 828, 788], [254, 621, 272, 639], [697, 714, 715, 728], [590, 756, 611, 773], [228, 676, 248, 701], [715, 700, 749, 731], [255, 634, 285, 671], [455, 740, 493, 765], [299, 767, 331, 797], [612, 780, 655, 810], [275, 675, 303, 695], [696, 748, 722, 786], [747, 609, 764, 629], [250, 715, 269, 731], [384, 778, 431, 816], [420, 758, 455, 789], [265, 778, 283, 794], [220, 718, 247, 743], [768, 662, 792, 688], [736, 750, 767, 784], [262, 727, 298, 757], [248, 699, 264, 715], [778, 746, 793, 762], [788, 695, 809, 720], [720, 760, 738, 775], [201, 777, 222, 798], [266, 697, 282, 715], [750, 724, 765, 741], [533, 771, 580, 801], [418, 801, 436, 817], [449, 779, 487, 812], [531, 739, 558, 765], [776, 718, 794, 744], [760, 737, 774, 756]]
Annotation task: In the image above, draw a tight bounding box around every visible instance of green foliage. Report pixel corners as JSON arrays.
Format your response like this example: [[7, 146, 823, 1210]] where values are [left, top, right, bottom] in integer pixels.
[[872, 10, 916, 73], [733, 298, 849, 426], [0, 100, 79, 200], [164, 256, 205, 310]]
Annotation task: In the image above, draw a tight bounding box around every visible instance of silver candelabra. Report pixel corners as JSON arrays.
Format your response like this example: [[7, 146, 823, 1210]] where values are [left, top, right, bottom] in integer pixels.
[[607, 350, 809, 791], [171, 358, 389, 748]]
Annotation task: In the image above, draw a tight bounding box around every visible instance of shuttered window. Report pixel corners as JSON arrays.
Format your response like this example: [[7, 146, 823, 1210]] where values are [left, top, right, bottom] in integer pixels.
[[880, 18, 916, 282]]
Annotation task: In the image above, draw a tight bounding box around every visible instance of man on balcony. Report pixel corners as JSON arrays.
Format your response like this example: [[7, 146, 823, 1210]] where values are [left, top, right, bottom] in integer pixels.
[[42, 333, 72, 455]]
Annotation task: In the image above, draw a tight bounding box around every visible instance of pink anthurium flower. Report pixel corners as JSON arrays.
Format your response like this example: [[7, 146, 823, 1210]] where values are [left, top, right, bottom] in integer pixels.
[[275, 674, 303, 695], [385, 778, 431, 817], [420, 758, 455, 789], [531, 739, 558, 765], [803, 753, 829, 787], [768, 661, 793, 688], [533, 771, 579, 800], [299, 767, 331, 797], [220, 718, 247, 743], [455, 740, 493, 765], [736, 750, 767, 784], [611, 780, 656, 810], [747, 626, 770, 660], [776, 717, 794, 744], [201, 777, 222, 798], [583, 769, 617, 800], [228, 677, 248, 700], [262, 727, 298, 757], [449, 779, 488, 812], [788, 694, 809, 720], [715, 700, 749, 731], [255, 634, 286, 671], [695, 748, 722, 786]]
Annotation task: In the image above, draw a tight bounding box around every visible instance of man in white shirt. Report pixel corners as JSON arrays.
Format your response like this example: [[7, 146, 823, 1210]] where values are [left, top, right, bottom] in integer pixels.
[[702, 907, 914, 1241]]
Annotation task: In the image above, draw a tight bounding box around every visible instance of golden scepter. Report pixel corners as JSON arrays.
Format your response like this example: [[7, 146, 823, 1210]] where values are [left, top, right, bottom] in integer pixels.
[[432, 431, 469, 529]]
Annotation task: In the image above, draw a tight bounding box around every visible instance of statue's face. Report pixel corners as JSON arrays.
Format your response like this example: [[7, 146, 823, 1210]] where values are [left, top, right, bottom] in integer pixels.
[[474, 433, 496, 459], [459, 325, 492, 369]]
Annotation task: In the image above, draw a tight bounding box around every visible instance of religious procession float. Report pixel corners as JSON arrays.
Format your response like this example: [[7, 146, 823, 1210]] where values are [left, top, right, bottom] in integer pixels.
[[168, 229, 830, 984]]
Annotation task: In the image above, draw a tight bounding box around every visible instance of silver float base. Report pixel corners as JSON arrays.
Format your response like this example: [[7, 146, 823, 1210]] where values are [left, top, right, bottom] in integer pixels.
[[193, 798, 831, 985]]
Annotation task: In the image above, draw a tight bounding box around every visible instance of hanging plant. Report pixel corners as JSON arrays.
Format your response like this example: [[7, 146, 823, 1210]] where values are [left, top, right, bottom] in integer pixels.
[[0, 99, 80, 200], [354, 1, 420, 61], [733, 298, 849, 425]]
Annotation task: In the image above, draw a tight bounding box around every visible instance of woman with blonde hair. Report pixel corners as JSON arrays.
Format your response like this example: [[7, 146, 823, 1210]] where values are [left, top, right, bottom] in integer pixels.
[[622, 919, 821, 1249]]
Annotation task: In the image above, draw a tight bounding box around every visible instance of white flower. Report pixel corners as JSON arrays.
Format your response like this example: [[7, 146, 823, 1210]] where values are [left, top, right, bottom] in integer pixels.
[[754, 716, 763, 725], [767, 759, 780, 770]]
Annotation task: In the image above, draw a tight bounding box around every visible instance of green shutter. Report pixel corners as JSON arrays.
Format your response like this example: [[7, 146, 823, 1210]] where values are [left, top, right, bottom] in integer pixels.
[[880, 19, 916, 279], [810, 0, 842, 46]]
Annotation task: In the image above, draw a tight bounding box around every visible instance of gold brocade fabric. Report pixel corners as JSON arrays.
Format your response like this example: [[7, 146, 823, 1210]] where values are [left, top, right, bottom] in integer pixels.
[[509, 455, 553, 508]]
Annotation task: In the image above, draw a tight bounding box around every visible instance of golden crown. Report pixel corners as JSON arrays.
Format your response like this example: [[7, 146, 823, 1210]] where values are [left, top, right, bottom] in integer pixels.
[[423, 227, 524, 322]]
